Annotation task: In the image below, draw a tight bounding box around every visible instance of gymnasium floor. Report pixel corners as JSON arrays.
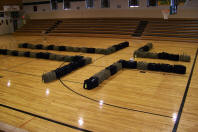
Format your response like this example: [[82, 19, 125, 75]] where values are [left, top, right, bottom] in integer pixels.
[[0, 35, 198, 132]]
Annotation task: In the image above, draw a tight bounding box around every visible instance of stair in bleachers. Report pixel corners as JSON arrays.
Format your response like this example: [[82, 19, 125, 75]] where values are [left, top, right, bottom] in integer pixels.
[[132, 20, 148, 37], [45, 20, 62, 34]]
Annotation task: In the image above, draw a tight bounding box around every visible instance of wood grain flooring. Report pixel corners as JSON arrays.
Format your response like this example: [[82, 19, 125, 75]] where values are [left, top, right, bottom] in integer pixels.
[[0, 35, 198, 132]]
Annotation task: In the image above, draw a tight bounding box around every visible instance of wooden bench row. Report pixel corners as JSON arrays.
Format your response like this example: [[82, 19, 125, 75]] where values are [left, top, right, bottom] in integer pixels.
[[15, 18, 198, 43]]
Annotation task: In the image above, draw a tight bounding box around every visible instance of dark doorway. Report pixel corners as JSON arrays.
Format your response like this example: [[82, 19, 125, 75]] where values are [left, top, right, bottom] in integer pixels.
[[13, 19, 18, 32]]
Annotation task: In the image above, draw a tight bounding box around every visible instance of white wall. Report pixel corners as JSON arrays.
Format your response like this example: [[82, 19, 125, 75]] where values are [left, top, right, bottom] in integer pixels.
[[57, 2, 63, 11], [94, 0, 100, 8], [27, 7, 198, 19], [0, 17, 14, 35], [110, 0, 129, 9], [23, 4, 51, 13], [22, 0, 130, 12], [22, 0, 198, 19], [70, 1, 86, 10]]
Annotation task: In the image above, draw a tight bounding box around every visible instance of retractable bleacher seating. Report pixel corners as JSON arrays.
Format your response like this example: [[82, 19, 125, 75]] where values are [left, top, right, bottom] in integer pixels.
[[142, 19, 198, 42], [14, 18, 198, 42], [15, 19, 58, 35], [48, 18, 140, 38]]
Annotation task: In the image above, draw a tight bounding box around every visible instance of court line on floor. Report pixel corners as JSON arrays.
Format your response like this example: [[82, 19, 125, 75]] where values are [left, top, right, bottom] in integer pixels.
[[59, 79, 172, 118], [90, 55, 106, 63], [0, 104, 92, 132], [0, 69, 40, 77], [172, 48, 198, 132], [61, 79, 83, 84], [8, 60, 35, 70], [19, 117, 35, 128], [89, 64, 106, 67], [58, 58, 188, 119], [0, 69, 83, 84], [0, 56, 35, 71], [2, 51, 188, 120]]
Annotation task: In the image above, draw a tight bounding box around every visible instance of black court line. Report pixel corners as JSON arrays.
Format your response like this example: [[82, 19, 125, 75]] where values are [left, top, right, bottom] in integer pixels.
[[5, 59, 34, 70], [58, 61, 172, 118], [61, 79, 83, 84], [0, 69, 83, 85], [89, 64, 106, 68], [59, 79, 172, 118], [0, 69, 40, 77], [92, 55, 106, 62], [59, 59, 189, 119], [0, 104, 92, 132], [8, 60, 34, 70], [172, 48, 198, 132]]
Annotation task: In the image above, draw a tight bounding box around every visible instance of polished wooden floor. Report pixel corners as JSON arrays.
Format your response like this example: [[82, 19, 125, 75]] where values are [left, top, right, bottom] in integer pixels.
[[0, 35, 198, 132]]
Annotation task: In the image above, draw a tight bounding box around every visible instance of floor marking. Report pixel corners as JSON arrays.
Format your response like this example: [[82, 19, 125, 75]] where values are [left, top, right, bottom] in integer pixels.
[[59, 60, 173, 118], [92, 55, 106, 62], [0, 70, 40, 77], [0, 104, 91, 132], [89, 64, 106, 68], [61, 79, 83, 84], [8, 60, 35, 70], [19, 117, 35, 128], [172, 48, 198, 132], [60, 79, 172, 118], [1, 69, 84, 85]]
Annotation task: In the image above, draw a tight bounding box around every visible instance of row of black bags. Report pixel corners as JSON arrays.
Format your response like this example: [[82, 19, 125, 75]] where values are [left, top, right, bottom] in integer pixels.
[[18, 41, 129, 55], [83, 60, 186, 90], [42, 57, 92, 83], [133, 43, 191, 62], [0, 48, 91, 62]]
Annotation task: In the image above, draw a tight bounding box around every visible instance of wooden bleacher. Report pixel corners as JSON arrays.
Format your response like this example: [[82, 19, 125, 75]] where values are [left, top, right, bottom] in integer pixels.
[[15, 19, 57, 35], [14, 18, 198, 42], [142, 19, 198, 42], [47, 18, 139, 38]]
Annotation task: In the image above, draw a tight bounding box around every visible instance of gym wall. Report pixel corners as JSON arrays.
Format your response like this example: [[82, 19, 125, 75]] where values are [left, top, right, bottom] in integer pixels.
[[0, 17, 14, 35], [22, 0, 198, 19]]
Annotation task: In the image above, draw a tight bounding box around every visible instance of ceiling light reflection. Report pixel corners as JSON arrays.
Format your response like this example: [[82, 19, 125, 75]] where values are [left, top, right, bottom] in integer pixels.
[[99, 100, 104, 109], [99, 100, 104, 105], [172, 113, 177, 122], [46, 88, 50, 96], [130, 6, 139, 7], [78, 117, 84, 126], [7, 80, 11, 87]]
